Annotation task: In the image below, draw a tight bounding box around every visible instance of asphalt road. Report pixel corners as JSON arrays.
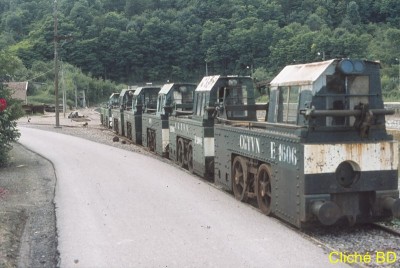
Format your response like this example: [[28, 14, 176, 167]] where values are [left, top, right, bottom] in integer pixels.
[[19, 127, 347, 268]]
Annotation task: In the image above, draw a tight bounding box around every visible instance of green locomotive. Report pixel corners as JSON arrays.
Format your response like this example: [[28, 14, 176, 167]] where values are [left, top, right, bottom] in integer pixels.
[[168, 76, 266, 178], [124, 85, 161, 144], [100, 92, 119, 128], [142, 83, 197, 157], [111, 88, 136, 136], [214, 59, 400, 227]]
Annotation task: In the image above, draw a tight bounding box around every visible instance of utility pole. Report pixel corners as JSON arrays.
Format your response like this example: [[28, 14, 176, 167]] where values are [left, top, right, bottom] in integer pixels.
[[61, 61, 66, 118], [54, 0, 60, 127], [397, 58, 400, 91], [54, 0, 72, 126]]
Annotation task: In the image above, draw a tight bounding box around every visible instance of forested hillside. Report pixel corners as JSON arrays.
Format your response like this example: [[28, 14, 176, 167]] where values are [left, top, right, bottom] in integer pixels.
[[0, 0, 399, 103]]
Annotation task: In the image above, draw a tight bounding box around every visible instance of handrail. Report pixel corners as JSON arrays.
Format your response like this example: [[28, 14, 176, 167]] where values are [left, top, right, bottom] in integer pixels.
[[299, 108, 394, 118]]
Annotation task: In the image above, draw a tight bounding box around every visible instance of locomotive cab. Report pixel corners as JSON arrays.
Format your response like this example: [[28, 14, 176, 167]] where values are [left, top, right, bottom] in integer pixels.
[[111, 88, 135, 135], [157, 83, 196, 117], [195, 75, 263, 122], [169, 75, 261, 178], [268, 59, 394, 137], [132, 86, 160, 115], [124, 85, 161, 144], [100, 92, 119, 128], [108, 93, 120, 109], [142, 83, 197, 157]]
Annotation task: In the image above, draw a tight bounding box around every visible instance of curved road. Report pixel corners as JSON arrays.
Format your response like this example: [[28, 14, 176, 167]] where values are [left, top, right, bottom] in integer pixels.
[[19, 127, 346, 268]]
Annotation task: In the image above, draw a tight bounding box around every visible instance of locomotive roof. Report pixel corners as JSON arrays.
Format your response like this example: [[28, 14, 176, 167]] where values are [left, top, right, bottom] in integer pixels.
[[270, 59, 336, 87], [195, 75, 252, 92], [159, 83, 197, 95], [109, 92, 120, 98], [133, 85, 160, 96], [195, 75, 221, 92], [159, 83, 174, 95], [119, 88, 130, 96]]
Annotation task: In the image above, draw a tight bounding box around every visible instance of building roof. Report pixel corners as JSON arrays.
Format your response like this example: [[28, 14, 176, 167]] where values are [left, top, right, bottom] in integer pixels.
[[4, 82, 28, 104]]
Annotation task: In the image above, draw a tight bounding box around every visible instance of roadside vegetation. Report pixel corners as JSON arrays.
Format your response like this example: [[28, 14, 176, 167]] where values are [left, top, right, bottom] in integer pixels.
[[0, 52, 24, 166]]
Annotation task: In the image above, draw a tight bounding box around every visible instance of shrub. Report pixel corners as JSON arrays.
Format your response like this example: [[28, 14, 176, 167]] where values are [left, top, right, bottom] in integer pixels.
[[0, 83, 24, 167]]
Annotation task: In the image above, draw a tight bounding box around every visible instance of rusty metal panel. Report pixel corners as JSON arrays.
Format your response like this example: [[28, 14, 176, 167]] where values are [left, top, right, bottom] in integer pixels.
[[270, 59, 335, 87], [304, 141, 399, 174]]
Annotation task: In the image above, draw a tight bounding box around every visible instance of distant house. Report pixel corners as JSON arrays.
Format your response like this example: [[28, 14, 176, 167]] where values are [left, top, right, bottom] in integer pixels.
[[4, 82, 28, 104]]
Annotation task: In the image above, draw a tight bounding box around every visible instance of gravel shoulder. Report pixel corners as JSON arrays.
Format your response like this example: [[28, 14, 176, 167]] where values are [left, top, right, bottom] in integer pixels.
[[17, 108, 153, 156], [0, 143, 58, 267]]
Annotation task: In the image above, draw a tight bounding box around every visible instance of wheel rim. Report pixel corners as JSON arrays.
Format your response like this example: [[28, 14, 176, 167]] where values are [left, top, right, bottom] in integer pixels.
[[177, 138, 185, 167], [232, 157, 247, 201], [187, 143, 193, 173], [256, 164, 272, 215]]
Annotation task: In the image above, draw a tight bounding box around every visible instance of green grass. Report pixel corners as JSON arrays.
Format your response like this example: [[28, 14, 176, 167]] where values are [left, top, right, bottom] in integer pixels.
[[27, 94, 55, 105]]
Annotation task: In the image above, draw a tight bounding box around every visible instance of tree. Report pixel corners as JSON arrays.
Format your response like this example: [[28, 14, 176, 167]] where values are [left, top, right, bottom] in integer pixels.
[[346, 1, 361, 26], [69, 1, 95, 33], [305, 14, 325, 31], [201, 19, 234, 75]]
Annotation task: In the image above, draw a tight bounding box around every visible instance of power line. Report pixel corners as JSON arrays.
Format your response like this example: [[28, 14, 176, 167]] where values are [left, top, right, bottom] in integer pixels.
[[26, 69, 53, 82]]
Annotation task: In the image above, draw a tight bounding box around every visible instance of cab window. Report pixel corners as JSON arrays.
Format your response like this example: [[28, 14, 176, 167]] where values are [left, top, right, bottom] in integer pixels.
[[277, 86, 300, 124]]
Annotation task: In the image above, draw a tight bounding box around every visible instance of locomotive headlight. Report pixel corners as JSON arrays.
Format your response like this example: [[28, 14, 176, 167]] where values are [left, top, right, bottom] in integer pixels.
[[335, 161, 360, 188], [338, 59, 365, 74], [338, 59, 354, 74], [228, 79, 238, 86], [352, 60, 365, 73]]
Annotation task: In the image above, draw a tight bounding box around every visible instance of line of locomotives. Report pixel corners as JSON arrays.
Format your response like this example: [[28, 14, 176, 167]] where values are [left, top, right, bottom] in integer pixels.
[[100, 59, 400, 228]]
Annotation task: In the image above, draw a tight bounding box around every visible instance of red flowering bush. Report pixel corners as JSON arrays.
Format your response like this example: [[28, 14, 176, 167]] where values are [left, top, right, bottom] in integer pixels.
[[0, 98, 7, 111], [0, 84, 24, 167]]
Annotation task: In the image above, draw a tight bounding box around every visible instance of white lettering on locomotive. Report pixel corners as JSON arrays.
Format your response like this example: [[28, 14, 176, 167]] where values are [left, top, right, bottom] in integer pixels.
[[174, 122, 189, 133], [239, 135, 260, 154], [271, 141, 276, 159], [270, 142, 297, 165]]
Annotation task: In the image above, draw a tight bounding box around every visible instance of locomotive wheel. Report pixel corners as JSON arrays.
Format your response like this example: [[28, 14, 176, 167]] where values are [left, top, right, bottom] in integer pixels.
[[232, 156, 248, 202], [187, 142, 194, 173], [255, 164, 272, 215], [177, 138, 185, 168]]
